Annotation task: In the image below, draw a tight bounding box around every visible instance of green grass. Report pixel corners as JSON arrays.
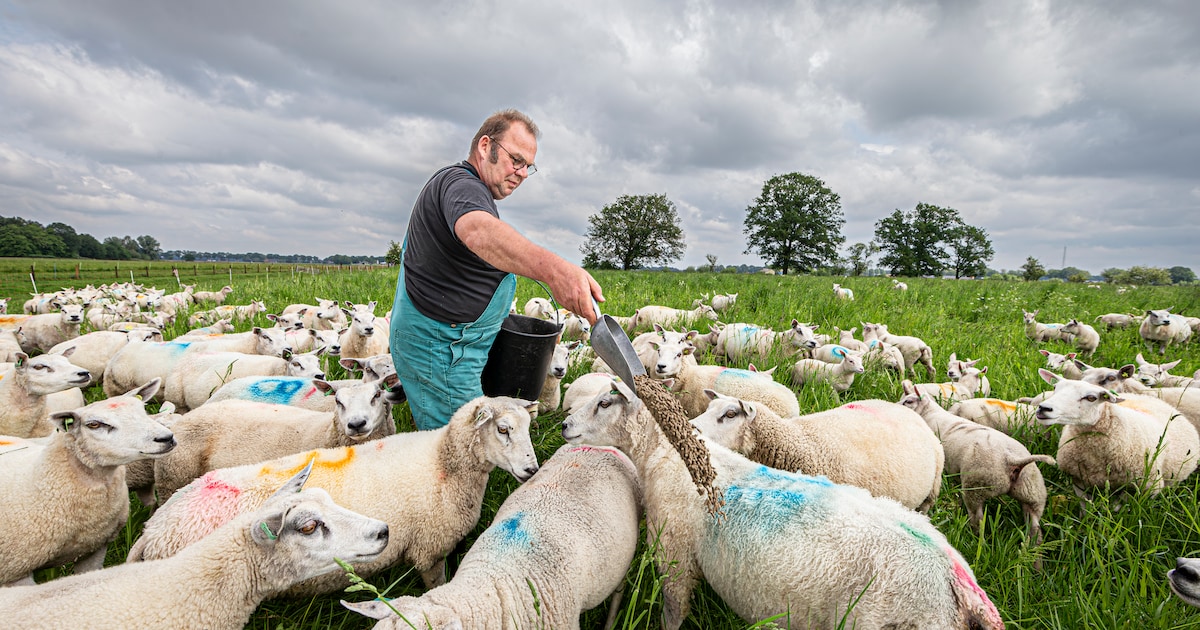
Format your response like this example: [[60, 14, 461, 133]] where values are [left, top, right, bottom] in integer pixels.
[[12, 266, 1200, 629]]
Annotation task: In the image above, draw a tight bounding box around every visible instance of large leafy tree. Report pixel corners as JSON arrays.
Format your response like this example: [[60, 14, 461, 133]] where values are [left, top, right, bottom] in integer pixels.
[[742, 172, 845, 275], [1020, 256, 1046, 282], [873, 203, 963, 277], [946, 224, 994, 279], [845, 242, 879, 276], [1169, 266, 1196, 284], [580, 193, 686, 270]]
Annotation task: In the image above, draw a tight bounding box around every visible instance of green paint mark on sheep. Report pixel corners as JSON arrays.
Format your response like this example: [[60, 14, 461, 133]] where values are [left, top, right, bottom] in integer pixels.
[[900, 522, 935, 547]]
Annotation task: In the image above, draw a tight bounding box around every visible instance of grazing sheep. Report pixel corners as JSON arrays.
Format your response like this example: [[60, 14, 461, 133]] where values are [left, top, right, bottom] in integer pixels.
[[1039, 349, 1087, 380], [1140, 308, 1193, 355], [0, 379, 174, 586], [715, 320, 819, 363], [152, 376, 400, 500], [338, 309, 389, 360], [861, 321, 935, 377], [1060, 318, 1100, 357], [1134, 353, 1196, 387], [710, 292, 737, 313], [538, 341, 580, 414], [899, 381, 1055, 546], [791, 353, 864, 392], [0, 352, 92, 438], [342, 444, 641, 630], [1095, 313, 1141, 330], [948, 398, 1041, 436], [1169, 558, 1200, 608], [0, 464, 389, 630], [192, 285, 234, 305], [13, 303, 88, 354], [187, 300, 267, 326], [282, 298, 348, 330], [1035, 370, 1199, 499], [630, 304, 718, 330], [691, 391, 944, 511], [832, 283, 854, 300], [127, 395, 540, 597], [1022, 309, 1074, 344], [560, 379, 1003, 630]]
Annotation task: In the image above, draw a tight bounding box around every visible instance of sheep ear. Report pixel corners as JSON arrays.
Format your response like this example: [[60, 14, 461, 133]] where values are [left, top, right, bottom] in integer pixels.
[[613, 378, 637, 402], [1101, 391, 1124, 404], [703, 388, 720, 400], [339, 357, 363, 371], [1038, 349, 1050, 357], [1118, 364, 1137, 380], [313, 379, 335, 395], [281, 348, 294, 360], [471, 403, 495, 429], [340, 599, 397, 620], [58, 345, 77, 358], [977, 366, 988, 374], [949, 353, 957, 363], [270, 458, 315, 499], [253, 327, 266, 337], [1038, 368, 1059, 385], [13, 352, 28, 370], [128, 378, 162, 402], [1135, 353, 1148, 365], [739, 399, 758, 421], [266, 314, 280, 322], [684, 330, 698, 341], [1163, 359, 1182, 371], [660, 378, 674, 390], [901, 380, 916, 395], [1073, 359, 1090, 371], [380, 373, 402, 392], [341, 307, 353, 317], [567, 340, 582, 351], [51, 411, 81, 433], [747, 364, 758, 372]]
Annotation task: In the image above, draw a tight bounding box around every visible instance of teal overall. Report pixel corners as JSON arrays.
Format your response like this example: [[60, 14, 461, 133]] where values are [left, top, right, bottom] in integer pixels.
[[389, 260, 516, 430]]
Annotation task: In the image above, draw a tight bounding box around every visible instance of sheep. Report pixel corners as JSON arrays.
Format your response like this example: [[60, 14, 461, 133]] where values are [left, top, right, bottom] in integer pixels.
[[1060, 318, 1101, 357], [947, 398, 1041, 436], [538, 341, 580, 414], [203, 355, 389, 415], [691, 391, 944, 511], [127, 395, 540, 597], [0, 464, 390, 630], [1039, 349, 1087, 380], [862, 338, 907, 372], [266, 310, 306, 330], [282, 297, 348, 330], [162, 347, 323, 411], [1034, 370, 1199, 500], [12, 303, 88, 354], [630, 304, 718, 330], [1140, 308, 1193, 355], [1077, 365, 1200, 434], [1095, 313, 1141, 330], [861, 321, 936, 376], [563, 372, 626, 414], [0, 352, 93, 439], [1134, 353, 1196, 387], [108, 312, 169, 331], [808, 342, 858, 364], [832, 283, 854, 300], [285, 326, 341, 354], [341, 443, 641, 630], [560, 378, 1004, 630], [690, 323, 724, 355], [338, 308, 389, 360], [559, 311, 591, 342], [714, 320, 818, 363], [0, 379, 174, 586], [47, 328, 161, 384], [709, 292, 737, 313], [1022, 309, 1074, 343], [910, 367, 989, 403], [523, 296, 558, 321], [791, 353, 864, 392], [834, 326, 870, 353], [192, 284, 233, 305], [152, 376, 400, 500], [947, 353, 992, 396], [176, 318, 235, 338], [898, 381, 1055, 546], [1169, 558, 1200, 608], [187, 299, 266, 326], [892, 279, 908, 291], [0, 329, 22, 362], [641, 337, 800, 418]]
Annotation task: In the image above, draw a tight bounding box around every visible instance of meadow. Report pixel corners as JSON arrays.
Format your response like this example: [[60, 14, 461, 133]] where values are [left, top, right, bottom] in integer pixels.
[[10, 265, 1200, 629]]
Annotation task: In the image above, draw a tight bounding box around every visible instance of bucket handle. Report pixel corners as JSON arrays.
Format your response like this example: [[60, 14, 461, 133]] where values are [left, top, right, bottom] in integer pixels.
[[530, 279, 561, 315]]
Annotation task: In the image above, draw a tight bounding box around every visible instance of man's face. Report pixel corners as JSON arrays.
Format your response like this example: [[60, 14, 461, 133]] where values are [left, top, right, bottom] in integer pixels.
[[478, 125, 537, 200]]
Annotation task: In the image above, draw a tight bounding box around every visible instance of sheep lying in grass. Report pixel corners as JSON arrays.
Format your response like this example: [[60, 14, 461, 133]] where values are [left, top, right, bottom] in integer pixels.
[[0, 462, 388, 630], [1034, 370, 1199, 500], [714, 320, 819, 362], [892, 279, 908, 291], [0, 352, 92, 438], [1140, 308, 1193, 355], [1061, 318, 1100, 357], [343, 444, 641, 630], [14, 303, 88, 354], [1134, 353, 1196, 387], [187, 299, 267, 326], [709, 292, 737, 312], [861, 321, 935, 377], [0, 379, 174, 586], [560, 378, 1003, 630], [791, 352, 864, 392], [282, 297, 347, 330], [910, 367, 989, 403], [1039, 349, 1087, 380], [948, 398, 1041, 435], [630, 304, 718, 330], [1169, 558, 1200, 608], [1095, 312, 1141, 330], [128, 395, 540, 597], [48, 328, 162, 384], [162, 348, 323, 411], [899, 381, 1055, 547], [1022, 309, 1074, 344], [691, 391, 944, 511]]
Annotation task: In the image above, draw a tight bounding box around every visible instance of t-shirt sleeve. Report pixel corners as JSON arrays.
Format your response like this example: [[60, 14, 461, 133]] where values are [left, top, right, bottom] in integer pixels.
[[441, 176, 498, 237]]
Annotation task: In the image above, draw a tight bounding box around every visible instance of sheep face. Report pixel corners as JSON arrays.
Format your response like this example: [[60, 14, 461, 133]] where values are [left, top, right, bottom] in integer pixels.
[[1134, 356, 1182, 387], [54, 303, 87, 325], [1145, 309, 1175, 327], [343, 310, 377, 337], [1079, 365, 1139, 392], [13, 352, 92, 395], [50, 379, 176, 465], [1022, 310, 1039, 325], [547, 342, 577, 380], [326, 376, 398, 440], [1033, 371, 1122, 427], [312, 298, 342, 321], [689, 390, 755, 451], [648, 338, 694, 378], [782, 320, 820, 350], [560, 378, 636, 452], [1169, 558, 1200, 608], [1039, 349, 1076, 371], [469, 397, 540, 482], [268, 312, 306, 330], [127, 328, 164, 343], [841, 353, 865, 374], [253, 327, 294, 358], [287, 351, 325, 379]]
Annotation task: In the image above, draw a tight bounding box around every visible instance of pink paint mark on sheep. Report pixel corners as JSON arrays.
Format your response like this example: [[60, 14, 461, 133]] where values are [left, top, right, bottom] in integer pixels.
[[184, 471, 246, 531], [950, 553, 1004, 627], [300, 386, 316, 400]]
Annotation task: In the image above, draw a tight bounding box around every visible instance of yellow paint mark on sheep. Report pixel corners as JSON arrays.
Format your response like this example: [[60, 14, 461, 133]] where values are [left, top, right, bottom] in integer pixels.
[[984, 399, 1017, 413], [0, 439, 12, 446], [258, 447, 357, 480]]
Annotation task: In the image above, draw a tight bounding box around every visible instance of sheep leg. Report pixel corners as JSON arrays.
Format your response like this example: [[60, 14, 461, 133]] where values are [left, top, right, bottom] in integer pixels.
[[659, 561, 698, 630], [963, 491, 986, 532], [419, 557, 448, 589], [72, 545, 108, 574], [602, 586, 624, 630]]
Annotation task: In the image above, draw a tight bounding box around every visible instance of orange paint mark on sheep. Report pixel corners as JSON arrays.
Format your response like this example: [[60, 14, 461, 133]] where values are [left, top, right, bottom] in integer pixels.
[[258, 447, 357, 480], [984, 399, 1017, 412], [0, 439, 12, 446]]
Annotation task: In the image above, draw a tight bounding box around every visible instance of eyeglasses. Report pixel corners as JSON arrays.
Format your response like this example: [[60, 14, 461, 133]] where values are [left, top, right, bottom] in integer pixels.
[[488, 136, 537, 176]]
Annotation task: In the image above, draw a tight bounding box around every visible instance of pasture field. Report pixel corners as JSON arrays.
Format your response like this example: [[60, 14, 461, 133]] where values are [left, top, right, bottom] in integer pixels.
[[13, 267, 1200, 629]]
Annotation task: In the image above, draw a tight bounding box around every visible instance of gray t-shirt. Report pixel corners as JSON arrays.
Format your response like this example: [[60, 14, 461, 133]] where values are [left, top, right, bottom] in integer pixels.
[[402, 161, 510, 323]]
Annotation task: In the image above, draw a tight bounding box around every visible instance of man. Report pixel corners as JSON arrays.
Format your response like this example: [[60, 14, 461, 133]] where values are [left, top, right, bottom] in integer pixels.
[[389, 109, 603, 430]]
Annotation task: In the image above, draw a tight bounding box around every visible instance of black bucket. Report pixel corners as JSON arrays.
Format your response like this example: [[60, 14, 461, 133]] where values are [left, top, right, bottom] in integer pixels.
[[481, 314, 562, 400]]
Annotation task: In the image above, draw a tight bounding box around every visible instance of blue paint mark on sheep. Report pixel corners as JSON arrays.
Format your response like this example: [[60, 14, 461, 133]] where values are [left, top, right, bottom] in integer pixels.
[[247, 378, 308, 404], [493, 511, 533, 547], [166, 341, 192, 353], [715, 465, 835, 535], [831, 345, 849, 359]]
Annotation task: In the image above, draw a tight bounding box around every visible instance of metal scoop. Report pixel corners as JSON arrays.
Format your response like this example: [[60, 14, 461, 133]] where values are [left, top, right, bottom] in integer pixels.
[[587, 299, 645, 392]]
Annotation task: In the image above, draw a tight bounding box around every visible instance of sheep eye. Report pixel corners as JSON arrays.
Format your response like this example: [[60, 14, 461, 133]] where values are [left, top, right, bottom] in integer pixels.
[[724, 409, 738, 419], [497, 425, 509, 435], [32, 364, 47, 371], [1083, 395, 1097, 402], [298, 520, 321, 535], [599, 399, 612, 409], [84, 420, 104, 430]]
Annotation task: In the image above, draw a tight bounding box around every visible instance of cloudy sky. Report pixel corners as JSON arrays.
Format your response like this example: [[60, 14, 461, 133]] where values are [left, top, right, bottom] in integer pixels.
[[1, 1, 1197, 274]]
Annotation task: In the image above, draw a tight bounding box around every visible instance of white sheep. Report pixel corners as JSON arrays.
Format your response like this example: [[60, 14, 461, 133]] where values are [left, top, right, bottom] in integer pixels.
[[342, 443, 641, 630], [187, 299, 266, 326], [1095, 312, 1141, 330], [892, 279, 908, 291], [899, 381, 1055, 547], [1134, 353, 1196, 387], [691, 391, 944, 511], [1140, 308, 1193, 355], [152, 376, 400, 500], [523, 296, 558, 321], [47, 328, 161, 384], [266, 310, 306, 330], [832, 283, 854, 300], [807, 342, 858, 364], [947, 353, 992, 396], [1077, 365, 1200, 435], [910, 367, 989, 404], [0, 329, 22, 362], [1039, 349, 1086, 380], [12, 303, 88, 354], [715, 320, 819, 363], [282, 297, 348, 330], [1060, 318, 1100, 357], [127, 395, 540, 597], [537, 341, 579, 414], [285, 326, 341, 355], [1021, 309, 1074, 344], [862, 338, 907, 372], [947, 398, 1041, 436], [560, 378, 1004, 630], [562, 372, 627, 414], [630, 304, 718, 330], [192, 284, 234, 304], [710, 292, 737, 313], [641, 337, 800, 418], [791, 353, 864, 392], [0, 352, 92, 438], [861, 321, 935, 377], [0, 379, 174, 586], [559, 311, 591, 342], [0, 464, 390, 630], [338, 308, 389, 360], [176, 318, 235, 338], [834, 326, 870, 353], [1034, 370, 1199, 499], [162, 347, 324, 411]]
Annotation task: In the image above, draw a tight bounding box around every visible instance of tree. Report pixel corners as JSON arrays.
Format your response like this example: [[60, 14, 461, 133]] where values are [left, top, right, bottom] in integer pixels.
[[1045, 267, 1090, 281], [742, 172, 845, 276], [1169, 266, 1196, 284], [705, 254, 718, 272], [385, 240, 403, 267], [580, 193, 685, 270], [845, 242, 878, 276], [946, 224, 994, 279], [136, 235, 161, 260], [1020, 256, 1046, 282], [47, 223, 81, 257], [873, 203, 961, 277], [77, 234, 104, 258], [1121, 266, 1172, 286]]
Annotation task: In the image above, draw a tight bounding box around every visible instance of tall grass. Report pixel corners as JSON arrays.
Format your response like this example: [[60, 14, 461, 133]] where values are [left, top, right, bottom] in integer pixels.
[[13, 269, 1200, 629]]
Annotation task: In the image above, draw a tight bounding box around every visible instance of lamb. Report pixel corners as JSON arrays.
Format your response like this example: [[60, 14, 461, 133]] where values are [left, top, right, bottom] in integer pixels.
[[898, 381, 1055, 546], [152, 376, 400, 500], [192, 284, 233, 305], [0, 379, 174, 586], [127, 395, 540, 597], [0, 352, 92, 438], [892, 279, 908, 291], [834, 326, 870, 353], [1169, 558, 1200, 608], [910, 367, 989, 403], [282, 297, 348, 330], [47, 328, 162, 384], [176, 318, 235, 337], [341, 443, 641, 630], [630, 304, 718, 330], [808, 342, 858, 364], [791, 353, 864, 392], [560, 378, 1003, 630], [715, 320, 819, 363], [338, 308, 389, 360], [187, 299, 267, 326], [285, 326, 341, 355], [1033, 370, 1199, 499], [1039, 349, 1087, 380], [0, 464, 389, 630], [862, 338, 907, 372], [1095, 313, 1141, 330], [642, 337, 800, 418], [538, 341, 580, 414], [832, 282, 854, 300], [947, 353, 991, 396], [709, 292, 737, 313], [13, 303, 88, 354], [266, 310, 306, 330], [1060, 318, 1101, 357], [523, 296, 558, 321], [1134, 353, 1196, 387], [1022, 309, 1074, 343], [861, 321, 935, 376], [1140, 308, 1193, 355], [691, 391, 944, 511], [947, 398, 1041, 435], [162, 347, 324, 411], [559, 311, 591, 342], [690, 323, 723, 355]]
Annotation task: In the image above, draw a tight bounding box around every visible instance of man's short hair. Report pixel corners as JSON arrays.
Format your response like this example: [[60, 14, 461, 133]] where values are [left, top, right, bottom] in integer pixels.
[[470, 109, 540, 158]]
